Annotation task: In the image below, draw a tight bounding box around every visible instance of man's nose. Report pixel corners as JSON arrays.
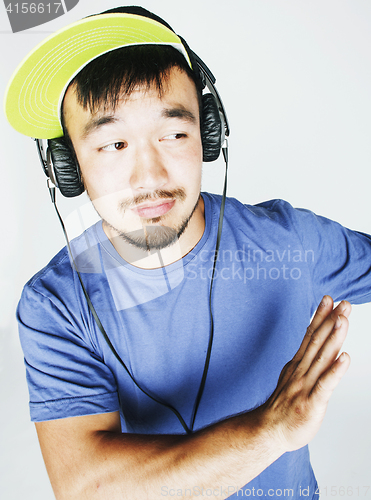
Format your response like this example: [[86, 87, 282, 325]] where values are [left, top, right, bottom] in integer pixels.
[[130, 144, 168, 191]]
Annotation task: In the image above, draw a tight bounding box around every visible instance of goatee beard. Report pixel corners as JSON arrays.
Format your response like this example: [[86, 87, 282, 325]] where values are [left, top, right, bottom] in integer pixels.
[[104, 191, 200, 251]]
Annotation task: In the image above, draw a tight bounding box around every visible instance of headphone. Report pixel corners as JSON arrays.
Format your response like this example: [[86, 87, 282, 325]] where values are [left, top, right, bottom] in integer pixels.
[[37, 7, 229, 198]]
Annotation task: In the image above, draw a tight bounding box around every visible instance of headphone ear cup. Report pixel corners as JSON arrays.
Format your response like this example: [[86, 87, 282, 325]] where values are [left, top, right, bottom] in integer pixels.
[[201, 93, 222, 162], [48, 137, 84, 198]]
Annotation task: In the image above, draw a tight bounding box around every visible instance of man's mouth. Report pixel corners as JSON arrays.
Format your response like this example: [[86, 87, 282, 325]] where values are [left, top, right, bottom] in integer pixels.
[[131, 199, 176, 219]]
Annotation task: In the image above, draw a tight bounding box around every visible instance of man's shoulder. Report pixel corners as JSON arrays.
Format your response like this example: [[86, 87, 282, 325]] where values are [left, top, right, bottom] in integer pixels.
[[17, 243, 75, 327], [25, 245, 71, 291], [203, 192, 299, 222], [230, 196, 293, 216], [24, 222, 101, 295]]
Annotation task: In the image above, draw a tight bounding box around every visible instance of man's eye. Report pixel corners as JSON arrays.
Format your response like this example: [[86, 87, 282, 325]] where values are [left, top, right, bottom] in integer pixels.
[[163, 133, 187, 140], [101, 142, 126, 151]]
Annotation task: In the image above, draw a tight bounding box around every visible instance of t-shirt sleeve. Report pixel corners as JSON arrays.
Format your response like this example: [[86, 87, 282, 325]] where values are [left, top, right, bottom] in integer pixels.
[[269, 200, 371, 305], [17, 282, 120, 422]]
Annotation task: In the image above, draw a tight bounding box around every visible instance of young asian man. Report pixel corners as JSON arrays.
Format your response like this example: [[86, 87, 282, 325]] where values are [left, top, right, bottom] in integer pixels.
[[5, 6, 370, 500]]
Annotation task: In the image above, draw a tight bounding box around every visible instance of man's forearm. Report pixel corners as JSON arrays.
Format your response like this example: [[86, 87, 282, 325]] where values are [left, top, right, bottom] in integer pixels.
[[68, 408, 282, 500]]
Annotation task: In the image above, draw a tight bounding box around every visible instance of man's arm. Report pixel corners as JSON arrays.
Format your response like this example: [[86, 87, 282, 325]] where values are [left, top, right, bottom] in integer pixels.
[[35, 296, 351, 500]]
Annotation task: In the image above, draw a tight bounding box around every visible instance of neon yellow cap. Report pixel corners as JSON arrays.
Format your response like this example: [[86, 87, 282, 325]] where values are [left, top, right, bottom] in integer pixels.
[[4, 13, 190, 139]]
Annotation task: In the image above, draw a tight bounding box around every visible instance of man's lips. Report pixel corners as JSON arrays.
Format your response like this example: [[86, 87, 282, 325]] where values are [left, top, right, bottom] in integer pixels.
[[131, 199, 175, 219]]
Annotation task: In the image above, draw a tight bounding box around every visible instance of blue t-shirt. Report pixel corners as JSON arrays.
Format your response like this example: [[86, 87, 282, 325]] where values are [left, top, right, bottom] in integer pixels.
[[17, 193, 371, 499]]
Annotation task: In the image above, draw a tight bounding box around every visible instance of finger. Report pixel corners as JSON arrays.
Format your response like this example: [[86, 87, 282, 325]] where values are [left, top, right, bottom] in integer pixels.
[[294, 301, 351, 377], [309, 351, 351, 406], [273, 297, 334, 391], [305, 314, 349, 386], [274, 298, 350, 392], [336, 300, 352, 319], [293, 296, 333, 363], [300, 299, 351, 358]]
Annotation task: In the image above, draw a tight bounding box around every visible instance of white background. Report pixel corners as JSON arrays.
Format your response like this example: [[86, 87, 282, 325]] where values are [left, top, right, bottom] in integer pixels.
[[1, 1, 371, 498]]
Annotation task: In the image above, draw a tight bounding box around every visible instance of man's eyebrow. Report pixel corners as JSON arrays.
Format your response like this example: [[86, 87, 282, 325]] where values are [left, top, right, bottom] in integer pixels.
[[161, 107, 197, 124], [81, 115, 120, 139], [80, 107, 197, 139]]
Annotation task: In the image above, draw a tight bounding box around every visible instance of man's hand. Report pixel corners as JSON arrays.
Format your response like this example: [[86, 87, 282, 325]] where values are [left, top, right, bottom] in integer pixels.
[[260, 295, 351, 453]]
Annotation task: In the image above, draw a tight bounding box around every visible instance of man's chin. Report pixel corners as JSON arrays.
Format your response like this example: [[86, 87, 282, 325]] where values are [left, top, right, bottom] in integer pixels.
[[116, 225, 179, 251]]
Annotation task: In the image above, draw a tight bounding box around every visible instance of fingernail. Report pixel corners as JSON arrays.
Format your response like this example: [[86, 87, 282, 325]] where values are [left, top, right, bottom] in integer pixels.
[[320, 296, 328, 307], [338, 352, 346, 363], [335, 316, 342, 329]]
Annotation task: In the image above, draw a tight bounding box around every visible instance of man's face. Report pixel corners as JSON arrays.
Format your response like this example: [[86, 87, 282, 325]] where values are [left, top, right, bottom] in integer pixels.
[[63, 67, 204, 259]]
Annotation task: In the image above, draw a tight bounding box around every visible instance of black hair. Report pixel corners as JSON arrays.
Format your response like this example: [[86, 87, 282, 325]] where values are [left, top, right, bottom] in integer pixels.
[[60, 44, 204, 167], [64, 44, 203, 117]]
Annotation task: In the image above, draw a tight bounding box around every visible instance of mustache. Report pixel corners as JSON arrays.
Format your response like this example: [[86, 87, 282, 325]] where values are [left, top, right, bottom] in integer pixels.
[[119, 189, 186, 211]]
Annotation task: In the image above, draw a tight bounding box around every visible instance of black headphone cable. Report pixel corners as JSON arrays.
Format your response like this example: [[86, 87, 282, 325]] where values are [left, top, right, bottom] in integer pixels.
[[46, 139, 228, 435]]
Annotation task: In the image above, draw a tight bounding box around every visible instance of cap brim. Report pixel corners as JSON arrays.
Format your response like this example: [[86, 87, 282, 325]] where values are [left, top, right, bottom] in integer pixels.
[[4, 13, 190, 139]]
